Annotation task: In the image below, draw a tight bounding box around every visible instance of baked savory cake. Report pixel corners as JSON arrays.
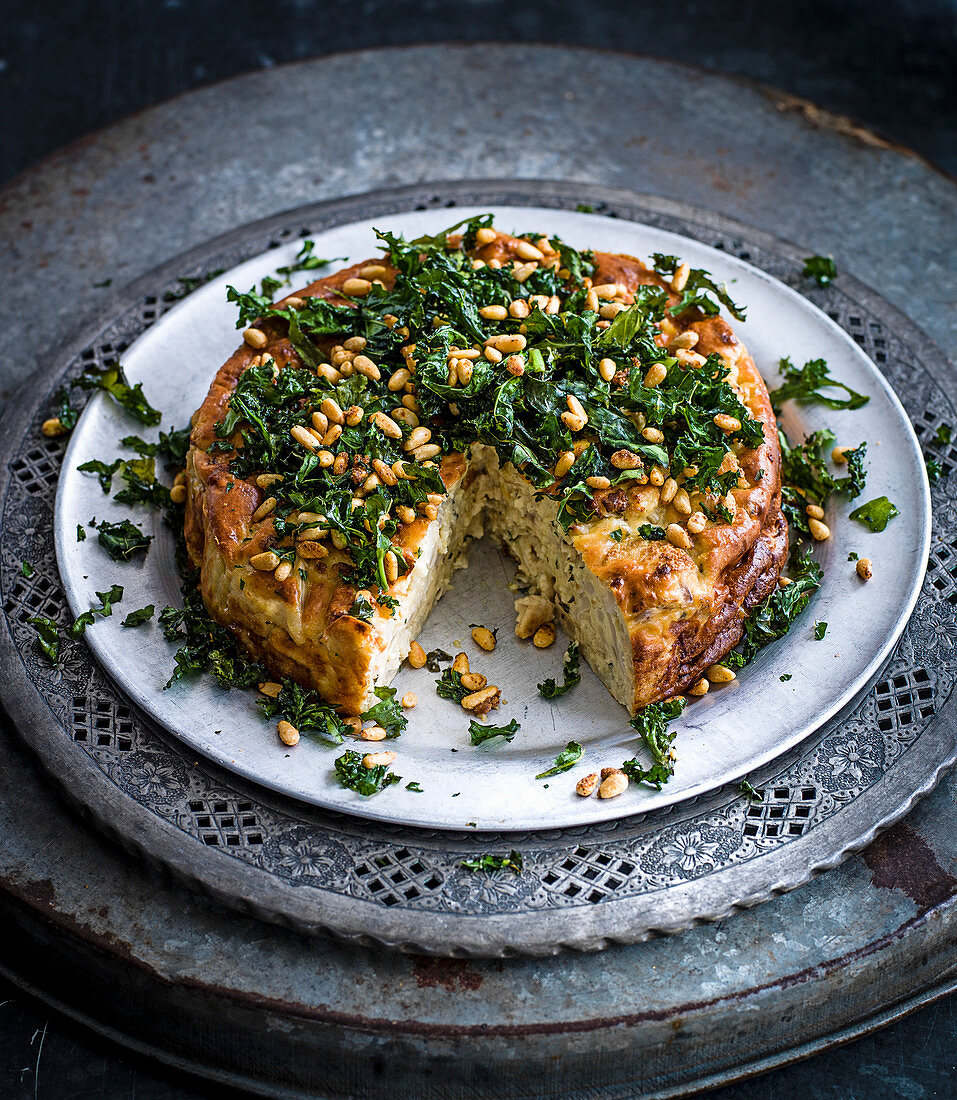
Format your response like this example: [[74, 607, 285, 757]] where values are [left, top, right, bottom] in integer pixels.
[[185, 219, 787, 717]]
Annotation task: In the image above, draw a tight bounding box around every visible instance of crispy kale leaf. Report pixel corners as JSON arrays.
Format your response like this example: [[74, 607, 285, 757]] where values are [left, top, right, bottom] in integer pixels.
[[334, 749, 401, 796], [71, 584, 124, 637], [849, 495, 899, 532], [651, 253, 747, 321], [74, 362, 161, 426], [96, 519, 153, 561], [28, 616, 60, 664], [537, 641, 581, 699], [802, 255, 838, 288], [258, 680, 354, 743], [769, 357, 869, 412], [121, 605, 155, 627], [469, 718, 521, 745], [435, 667, 469, 703], [621, 697, 686, 789], [460, 851, 523, 873], [360, 686, 408, 738], [535, 740, 583, 779]]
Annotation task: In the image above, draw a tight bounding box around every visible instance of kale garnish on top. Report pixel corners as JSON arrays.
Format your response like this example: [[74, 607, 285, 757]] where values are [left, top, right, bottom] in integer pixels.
[[212, 217, 763, 602]]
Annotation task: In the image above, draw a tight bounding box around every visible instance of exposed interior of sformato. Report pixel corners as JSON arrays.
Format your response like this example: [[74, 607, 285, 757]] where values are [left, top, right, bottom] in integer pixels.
[[185, 219, 787, 721]]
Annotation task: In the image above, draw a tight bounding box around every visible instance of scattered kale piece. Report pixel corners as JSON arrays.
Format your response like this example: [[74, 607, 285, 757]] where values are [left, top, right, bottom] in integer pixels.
[[349, 594, 376, 622], [113, 456, 168, 509], [538, 641, 581, 699], [20, 561, 34, 578], [814, 621, 828, 640], [610, 528, 624, 542], [258, 679, 353, 743], [651, 253, 746, 321], [849, 496, 899, 532], [122, 605, 155, 628], [637, 524, 666, 541], [535, 740, 583, 779], [575, 203, 595, 213], [74, 362, 161, 426], [934, 424, 952, 445], [28, 616, 60, 664], [78, 457, 123, 493], [54, 385, 80, 432], [622, 697, 686, 789], [461, 851, 523, 874], [769, 357, 869, 412], [157, 426, 192, 469], [360, 686, 408, 738], [802, 255, 838, 288], [469, 717, 520, 745], [847, 552, 859, 561], [425, 648, 452, 672], [406, 781, 424, 792], [435, 667, 469, 703], [334, 749, 401, 796], [93, 277, 113, 288], [725, 554, 824, 669], [71, 584, 124, 637], [160, 572, 267, 689], [76, 524, 86, 542], [96, 519, 153, 561], [779, 429, 867, 533], [926, 456, 942, 484], [739, 780, 761, 800], [780, 674, 792, 682]]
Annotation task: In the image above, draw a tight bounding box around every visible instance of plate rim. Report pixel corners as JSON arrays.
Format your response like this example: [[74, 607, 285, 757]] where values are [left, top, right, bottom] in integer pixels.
[[1, 178, 953, 956]]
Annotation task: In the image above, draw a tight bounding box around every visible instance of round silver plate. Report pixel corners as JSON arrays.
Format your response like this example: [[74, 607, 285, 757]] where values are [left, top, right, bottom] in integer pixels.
[[53, 205, 930, 831], [2, 181, 954, 954]]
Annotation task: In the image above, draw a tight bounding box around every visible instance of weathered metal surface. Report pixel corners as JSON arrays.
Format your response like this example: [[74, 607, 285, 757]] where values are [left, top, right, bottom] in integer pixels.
[[2, 180, 955, 960], [0, 45, 955, 1096]]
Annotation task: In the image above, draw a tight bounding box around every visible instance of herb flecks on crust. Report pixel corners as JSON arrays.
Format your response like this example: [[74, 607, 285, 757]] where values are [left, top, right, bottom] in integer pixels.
[[210, 217, 765, 603]]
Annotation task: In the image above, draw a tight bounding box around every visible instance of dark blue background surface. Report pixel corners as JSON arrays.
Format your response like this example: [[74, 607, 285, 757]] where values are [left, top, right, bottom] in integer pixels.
[[1, 1, 954, 1096]]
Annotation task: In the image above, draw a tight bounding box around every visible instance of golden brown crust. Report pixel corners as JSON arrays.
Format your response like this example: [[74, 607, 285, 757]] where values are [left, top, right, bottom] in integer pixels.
[[186, 233, 785, 715]]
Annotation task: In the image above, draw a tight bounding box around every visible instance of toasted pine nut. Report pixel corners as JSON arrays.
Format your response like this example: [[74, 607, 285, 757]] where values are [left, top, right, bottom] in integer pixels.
[[372, 411, 402, 439], [460, 672, 487, 691], [169, 483, 188, 504], [316, 363, 342, 384], [673, 488, 692, 516], [256, 473, 283, 488], [371, 458, 397, 486], [666, 523, 693, 549], [41, 417, 66, 437], [252, 496, 277, 522], [362, 751, 397, 768], [388, 367, 411, 391], [311, 410, 329, 436], [857, 557, 873, 580], [485, 333, 527, 353], [274, 561, 293, 582], [809, 518, 831, 541], [592, 283, 620, 300], [687, 511, 708, 535], [599, 302, 626, 319], [343, 335, 367, 351], [277, 720, 299, 746], [408, 641, 427, 668], [599, 771, 628, 799], [554, 450, 576, 478], [676, 349, 707, 367], [413, 443, 442, 460], [342, 277, 371, 297], [452, 652, 470, 674], [586, 475, 611, 490], [806, 504, 825, 520], [484, 346, 503, 363], [404, 426, 432, 452], [322, 423, 342, 447], [832, 446, 849, 464], [642, 426, 665, 444], [533, 623, 556, 648], [475, 227, 497, 245], [383, 550, 399, 585], [358, 265, 387, 281], [509, 298, 530, 319], [515, 240, 545, 261], [598, 357, 617, 382], [714, 413, 741, 433], [670, 262, 691, 293], [610, 449, 642, 470], [291, 424, 318, 451], [258, 681, 282, 697], [644, 362, 668, 388], [660, 477, 678, 504], [671, 330, 700, 349], [576, 773, 600, 797], [462, 686, 500, 711], [297, 541, 328, 559], [505, 354, 525, 377], [561, 412, 586, 432], [352, 355, 381, 381], [688, 678, 710, 697], [359, 725, 388, 742], [566, 394, 588, 423], [392, 407, 419, 427], [512, 261, 537, 283], [479, 303, 510, 321], [396, 692, 416, 710], [244, 327, 268, 349], [396, 505, 417, 524], [250, 551, 280, 571], [471, 626, 496, 651], [650, 465, 666, 486], [707, 664, 736, 684]]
